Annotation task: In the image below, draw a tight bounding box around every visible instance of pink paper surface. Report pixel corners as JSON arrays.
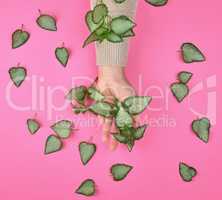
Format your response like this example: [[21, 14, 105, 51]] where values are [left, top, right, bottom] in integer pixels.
[[0, 0, 220, 199]]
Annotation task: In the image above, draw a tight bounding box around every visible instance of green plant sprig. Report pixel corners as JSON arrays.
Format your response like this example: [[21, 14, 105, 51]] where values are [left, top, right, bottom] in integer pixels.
[[83, 2, 136, 48], [68, 84, 152, 152]]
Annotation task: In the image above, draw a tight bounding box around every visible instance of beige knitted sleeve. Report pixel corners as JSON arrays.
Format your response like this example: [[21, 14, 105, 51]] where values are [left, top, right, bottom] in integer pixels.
[[90, 0, 138, 67]]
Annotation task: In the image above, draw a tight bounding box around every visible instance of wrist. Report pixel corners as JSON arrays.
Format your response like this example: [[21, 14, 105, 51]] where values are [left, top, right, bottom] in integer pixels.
[[98, 66, 126, 81]]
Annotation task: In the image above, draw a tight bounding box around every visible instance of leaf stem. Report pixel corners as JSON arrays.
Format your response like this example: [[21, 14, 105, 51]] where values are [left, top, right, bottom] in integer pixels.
[[38, 9, 42, 15]]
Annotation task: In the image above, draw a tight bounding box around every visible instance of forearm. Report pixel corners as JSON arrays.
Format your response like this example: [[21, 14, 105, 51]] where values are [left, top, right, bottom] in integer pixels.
[[90, 0, 138, 67]]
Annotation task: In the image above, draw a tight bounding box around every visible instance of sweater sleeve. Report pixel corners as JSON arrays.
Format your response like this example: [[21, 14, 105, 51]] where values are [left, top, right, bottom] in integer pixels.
[[90, 0, 138, 67]]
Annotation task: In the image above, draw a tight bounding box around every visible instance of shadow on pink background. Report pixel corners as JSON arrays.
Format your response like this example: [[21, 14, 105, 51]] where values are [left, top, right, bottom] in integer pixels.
[[0, 0, 220, 199]]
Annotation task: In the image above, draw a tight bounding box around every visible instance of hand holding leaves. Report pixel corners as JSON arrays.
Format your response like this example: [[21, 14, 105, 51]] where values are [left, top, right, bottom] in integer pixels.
[[70, 83, 152, 152]]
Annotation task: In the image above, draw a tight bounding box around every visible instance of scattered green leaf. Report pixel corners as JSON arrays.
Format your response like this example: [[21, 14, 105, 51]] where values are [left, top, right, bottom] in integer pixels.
[[79, 142, 97, 165], [75, 179, 96, 196], [170, 83, 189, 102], [51, 120, 73, 139], [179, 162, 197, 182], [12, 29, 30, 49], [181, 43, 205, 63], [27, 119, 40, 135], [192, 117, 211, 143], [178, 71, 193, 84], [55, 47, 69, 67], [44, 135, 63, 155], [110, 163, 133, 181], [9, 66, 27, 87], [145, 0, 168, 7], [36, 14, 57, 31]]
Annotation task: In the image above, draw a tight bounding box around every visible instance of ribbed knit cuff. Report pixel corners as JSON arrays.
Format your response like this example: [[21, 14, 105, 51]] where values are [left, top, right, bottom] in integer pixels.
[[90, 0, 137, 67]]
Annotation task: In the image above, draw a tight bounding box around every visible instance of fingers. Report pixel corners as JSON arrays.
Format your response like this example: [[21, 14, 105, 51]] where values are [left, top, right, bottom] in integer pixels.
[[133, 115, 140, 127], [112, 84, 136, 102], [102, 118, 118, 151], [109, 136, 118, 151], [98, 116, 104, 125], [102, 118, 113, 143]]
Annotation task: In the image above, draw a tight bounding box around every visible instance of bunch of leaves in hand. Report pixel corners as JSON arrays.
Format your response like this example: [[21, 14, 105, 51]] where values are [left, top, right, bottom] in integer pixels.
[[68, 84, 152, 152], [112, 97, 151, 151], [83, 2, 136, 47]]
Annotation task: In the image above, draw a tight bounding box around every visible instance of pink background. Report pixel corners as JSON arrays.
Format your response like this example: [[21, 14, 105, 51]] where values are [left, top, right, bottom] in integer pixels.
[[0, 0, 220, 199]]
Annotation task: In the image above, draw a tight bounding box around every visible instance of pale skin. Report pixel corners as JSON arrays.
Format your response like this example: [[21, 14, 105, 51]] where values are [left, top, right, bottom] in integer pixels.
[[96, 66, 136, 150]]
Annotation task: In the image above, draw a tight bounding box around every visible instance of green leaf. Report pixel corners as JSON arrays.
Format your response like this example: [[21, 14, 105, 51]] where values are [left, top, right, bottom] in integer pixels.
[[122, 29, 135, 38], [170, 83, 189, 102], [89, 102, 113, 117], [51, 120, 73, 139], [93, 4, 108, 24], [79, 142, 97, 165], [27, 119, 40, 135], [114, 0, 127, 3], [127, 139, 135, 152], [179, 162, 197, 182], [192, 117, 211, 143], [133, 124, 148, 140], [106, 31, 123, 43], [113, 128, 139, 151], [83, 31, 101, 48], [181, 43, 205, 63], [123, 96, 152, 115], [145, 0, 168, 7], [111, 16, 136, 35], [110, 163, 133, 181], [95, 26, 109, 36], [75, 179, 96, 196], [73, 107, 88, 114], [85, 11, 104, 32], [113, 133, 128, 144], [66, 86, 87, 104], [55, 47, 69, 67], [36, 14, 57, 31], [88, 87, 105, 101], [178, 71, 193, 84], [12, 29, 30, 49], [44, 135, 63, 155], [9, 66, 27, 87], [115, 103, 133, 129]]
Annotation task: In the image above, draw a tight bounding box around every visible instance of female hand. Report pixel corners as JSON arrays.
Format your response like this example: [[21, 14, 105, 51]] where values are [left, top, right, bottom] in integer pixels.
[[96, 66, 136, 150]]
